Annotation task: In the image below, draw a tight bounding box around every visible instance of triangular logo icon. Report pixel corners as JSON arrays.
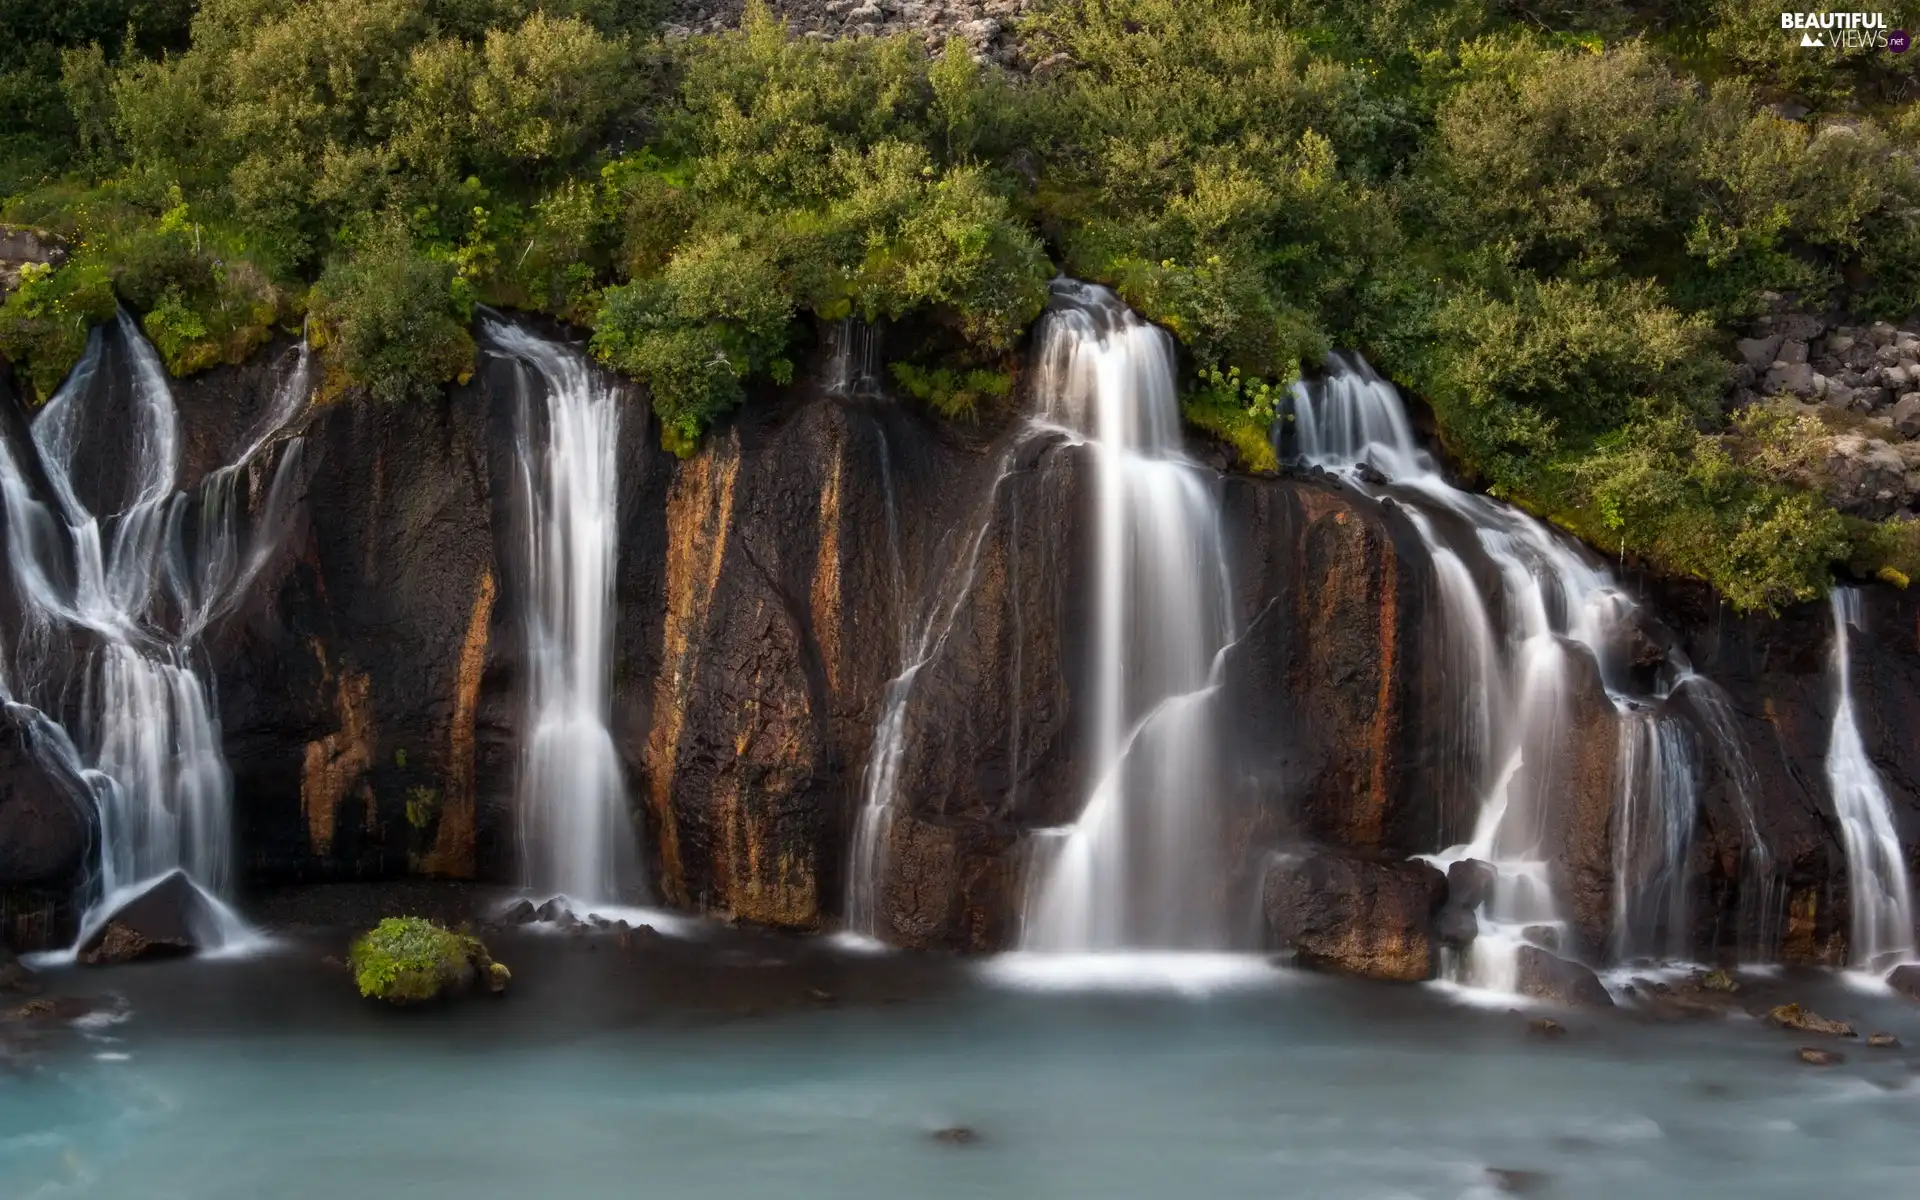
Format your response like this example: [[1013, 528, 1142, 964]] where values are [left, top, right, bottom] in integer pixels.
[[1801, 30, 1825, 46]]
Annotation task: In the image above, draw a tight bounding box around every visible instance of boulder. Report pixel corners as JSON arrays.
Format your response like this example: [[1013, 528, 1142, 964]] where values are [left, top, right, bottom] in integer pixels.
[[1514, 946, 1613, 1008], [1797, 1047, 1843, 1066], [1737, 336, 1783, 371], [1868, 1032, 1900, 1048], [1262, 851, 1446, 982], [1763, 362, 1816, 397], [77, 871, 222, 965], [1435, 905, 1479, 948], [1446, 858, 1496, 911], [1892, 393, 1920, 439], [347, 916, 508, 1004], [1888, 963, 1920, 1000]]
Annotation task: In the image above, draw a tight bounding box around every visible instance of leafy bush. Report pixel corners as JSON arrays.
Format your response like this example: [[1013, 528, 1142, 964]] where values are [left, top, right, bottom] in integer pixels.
[[311, 221, 475, 403], [890, 360, 1012, 422], [0, 254, 117, 402], [347, 915, 503, 1003]]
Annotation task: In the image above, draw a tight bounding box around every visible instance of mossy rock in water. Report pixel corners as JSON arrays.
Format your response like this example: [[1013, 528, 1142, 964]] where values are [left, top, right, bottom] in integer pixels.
[[347, 917, 507, 1005]]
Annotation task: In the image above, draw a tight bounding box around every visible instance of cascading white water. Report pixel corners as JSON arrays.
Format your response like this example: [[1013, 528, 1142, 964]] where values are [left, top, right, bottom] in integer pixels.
[[843, 434, 1022, 941], [484, 320, 638, 907], [1291, 355, 1713, 985], [0, 314, 308, 946], [1824, 588, 1916, 971], [1019, 282, 1237, 952]]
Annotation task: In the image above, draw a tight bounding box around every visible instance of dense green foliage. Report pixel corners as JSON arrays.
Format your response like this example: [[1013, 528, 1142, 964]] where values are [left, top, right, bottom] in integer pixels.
[[3, 0, 1919, 607], [348, 916, 499, 1002]]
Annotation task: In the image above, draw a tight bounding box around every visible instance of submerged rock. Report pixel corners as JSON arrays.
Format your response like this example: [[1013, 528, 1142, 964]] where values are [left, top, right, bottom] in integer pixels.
[[78, 871, 220, 966], [1514, 946, 1613, 1008], [501, 899, 537, 925], [347, 917, 509, 1005], [1766, 1003, 1855, 1037], [1262, 851, 1446, 982], [930, 1126, 982, 1146], [1867, 1032, 1900, 1048], [1486, 1167, 1551, 1195], [1797, 1046, 1844, 1066]]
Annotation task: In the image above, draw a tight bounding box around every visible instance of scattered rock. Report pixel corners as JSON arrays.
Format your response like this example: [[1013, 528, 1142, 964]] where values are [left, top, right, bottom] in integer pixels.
[[78, 871, 221, 965], [501, 899, 537, 925], [1867, 1032, 1900, 1048], [1262, 851, 1447, 982], [931, 1125, 981, 1146], [1797, 1046, 1844, 1066], [534, 898, 574, 924], [1767, 1003, 1855, 1037], [1515, 946, 1614, 1008], [1526, 1017, 1566, 1038], [1486, 1167, 1551, 1195]]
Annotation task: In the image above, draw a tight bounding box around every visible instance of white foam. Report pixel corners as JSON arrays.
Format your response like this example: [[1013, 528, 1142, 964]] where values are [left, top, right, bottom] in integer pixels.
[[825, 931, 892, 956], [979, 952, 1284, 997]]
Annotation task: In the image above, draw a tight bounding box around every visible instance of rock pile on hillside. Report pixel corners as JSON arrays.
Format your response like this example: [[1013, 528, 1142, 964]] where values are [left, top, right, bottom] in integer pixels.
[[660, 0, 1039, 66], [1731, 300, 1920, 519]]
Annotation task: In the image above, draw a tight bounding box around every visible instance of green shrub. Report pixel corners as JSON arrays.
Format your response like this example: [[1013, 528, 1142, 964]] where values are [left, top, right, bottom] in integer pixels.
[[0, 254, 117, 402], [889, 360, 1011, 422], [347, 915, 499, 1003], [311, 220, 475, 403]]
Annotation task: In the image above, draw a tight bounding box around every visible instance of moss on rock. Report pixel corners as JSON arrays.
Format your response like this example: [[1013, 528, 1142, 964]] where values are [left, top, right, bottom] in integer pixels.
[[347, 917, 507, 1004]]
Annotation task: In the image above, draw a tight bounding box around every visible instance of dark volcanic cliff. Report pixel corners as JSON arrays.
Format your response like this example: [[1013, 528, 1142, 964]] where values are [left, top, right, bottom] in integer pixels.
[[1, 317, 1915, 966]]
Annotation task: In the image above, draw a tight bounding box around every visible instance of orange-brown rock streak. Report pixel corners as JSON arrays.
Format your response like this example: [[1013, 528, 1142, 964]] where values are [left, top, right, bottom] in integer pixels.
[[422, 569, 495, 877], [646, 437, 741, 904], [301, 641, 375, 860]]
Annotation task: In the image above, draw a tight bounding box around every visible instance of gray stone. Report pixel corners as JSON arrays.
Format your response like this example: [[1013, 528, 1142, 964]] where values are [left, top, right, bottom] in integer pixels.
[[1738, 336, 1783, 371], [1891, 394, 1920, 439], [1854, 386, 1890, 411], [1515, 946, 1614, 1008], [1763, 363, 1816, 397], [1777, 339, 1809, 366]]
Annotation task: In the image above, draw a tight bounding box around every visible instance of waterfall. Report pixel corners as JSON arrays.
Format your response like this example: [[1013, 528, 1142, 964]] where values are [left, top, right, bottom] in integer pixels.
[[842, 434, 1022, 941], [1291, 355, 1719, 984], [1019, 281, 1237, 952], [0, 314, 308, 947], [1824, 588, 1916, 971], [483, 319, 639, 907]]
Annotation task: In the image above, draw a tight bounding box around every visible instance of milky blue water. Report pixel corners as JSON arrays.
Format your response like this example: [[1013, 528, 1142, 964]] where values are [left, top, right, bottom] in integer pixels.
[[5, 948, 1919, 1200]]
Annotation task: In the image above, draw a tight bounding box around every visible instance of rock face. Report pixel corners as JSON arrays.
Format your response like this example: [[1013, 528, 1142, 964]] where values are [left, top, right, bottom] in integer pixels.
[[0, 710, 93, 948], [77, 871, 221, 965], [2, 309, 1917, 968], [1262, 851, 1447, 982]]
